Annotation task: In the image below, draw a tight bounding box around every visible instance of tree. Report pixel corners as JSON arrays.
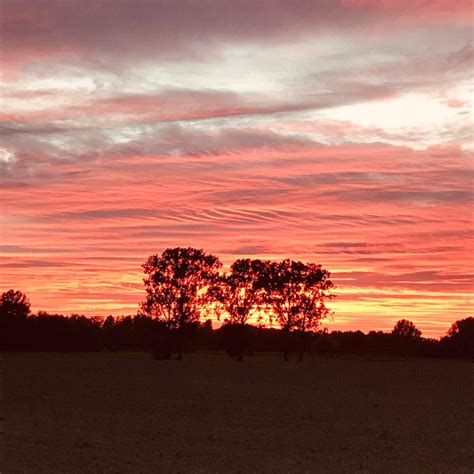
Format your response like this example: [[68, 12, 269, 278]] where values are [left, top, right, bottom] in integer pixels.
[[445, 317, 474, 358], [261, 260, 334, 361], [0, 289, 30, 320], [210, 258, 266, 360], [141, 247, 221, 359], [0, 290, 31, 350], [390, 319, 422, 355], [448, 317, 474, 339], [391, 319, 422, 339]]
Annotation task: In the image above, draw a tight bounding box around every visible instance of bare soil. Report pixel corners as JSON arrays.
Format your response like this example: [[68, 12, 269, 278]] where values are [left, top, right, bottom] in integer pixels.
[[1, 352, 472, 473]]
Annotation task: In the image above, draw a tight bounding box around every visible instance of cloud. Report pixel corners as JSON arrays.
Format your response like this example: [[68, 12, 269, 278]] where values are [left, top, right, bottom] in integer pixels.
[[1, 0, 472, 336], [0, 259, 69, 268], [4, 0, 468, 68], [334, 270, 474, 290]]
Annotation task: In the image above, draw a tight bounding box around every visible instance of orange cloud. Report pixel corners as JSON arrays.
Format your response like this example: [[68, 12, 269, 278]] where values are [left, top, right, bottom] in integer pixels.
[[1, 0, 471, 338]]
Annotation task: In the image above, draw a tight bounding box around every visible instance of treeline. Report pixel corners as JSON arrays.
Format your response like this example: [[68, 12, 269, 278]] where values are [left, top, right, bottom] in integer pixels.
[[1, 247, 472, 359], [0, 290, 472, 359], [2, 247, 337, 361]]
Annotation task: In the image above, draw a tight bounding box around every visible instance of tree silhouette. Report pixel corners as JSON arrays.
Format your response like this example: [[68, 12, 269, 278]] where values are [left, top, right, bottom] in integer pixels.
[[210, 258, 266, 360], [260, 260, 334, 361], [390, 319, 422, 355], [391, 319, 422, 339], [445, 317, 474, 357], [141, 247, 221, 360], [0, 290, 31, 350], [0, 289, 31, 320]]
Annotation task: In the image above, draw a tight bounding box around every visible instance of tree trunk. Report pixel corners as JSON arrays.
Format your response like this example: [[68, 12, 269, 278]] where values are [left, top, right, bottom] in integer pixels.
[[175, 326, 184, 361], [282, 327, 290, 361], [298, 330, 306, 361], [236, 323, 245, 362]]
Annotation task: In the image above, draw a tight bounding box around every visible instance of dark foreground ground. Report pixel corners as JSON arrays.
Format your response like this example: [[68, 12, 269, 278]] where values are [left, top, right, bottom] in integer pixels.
[[1, 353, 472, 473]]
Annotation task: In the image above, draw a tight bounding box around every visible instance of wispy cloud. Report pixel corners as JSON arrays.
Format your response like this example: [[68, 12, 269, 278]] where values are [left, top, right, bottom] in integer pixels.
[[1, 0, 472, 337]]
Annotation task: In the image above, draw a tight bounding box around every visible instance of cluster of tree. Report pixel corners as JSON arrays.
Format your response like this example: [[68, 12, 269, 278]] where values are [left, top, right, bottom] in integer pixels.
[[141, 247, 334, 360], [1, 289, 473, 359]]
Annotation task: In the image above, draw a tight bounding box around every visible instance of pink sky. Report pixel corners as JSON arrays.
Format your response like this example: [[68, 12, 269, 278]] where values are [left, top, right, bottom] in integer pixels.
[[1, 0, 472, 337]]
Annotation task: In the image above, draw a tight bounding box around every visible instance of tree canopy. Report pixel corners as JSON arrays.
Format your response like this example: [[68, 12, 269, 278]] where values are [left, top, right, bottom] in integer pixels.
[[141, 247, 221, 327], [211, 258, 266, 326], [261, 259, 334, 333], [392, 319, 422, 339], [0, 289, 31, 321]]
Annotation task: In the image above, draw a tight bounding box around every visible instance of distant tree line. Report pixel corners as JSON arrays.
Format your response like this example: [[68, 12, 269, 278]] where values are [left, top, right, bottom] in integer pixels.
[[0, 290, 472, 358], [1, 247, 472, 359]]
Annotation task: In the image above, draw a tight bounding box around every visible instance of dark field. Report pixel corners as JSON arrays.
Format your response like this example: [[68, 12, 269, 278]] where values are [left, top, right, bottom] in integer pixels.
[[1, 353, 472, 473]]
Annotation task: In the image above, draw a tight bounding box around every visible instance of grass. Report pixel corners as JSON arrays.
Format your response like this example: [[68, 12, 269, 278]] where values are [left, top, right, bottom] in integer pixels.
[[1, 352, 472, 473]]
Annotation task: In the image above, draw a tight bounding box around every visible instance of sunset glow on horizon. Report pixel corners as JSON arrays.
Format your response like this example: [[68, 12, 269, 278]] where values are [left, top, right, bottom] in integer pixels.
[[1, 0, 473, 337]]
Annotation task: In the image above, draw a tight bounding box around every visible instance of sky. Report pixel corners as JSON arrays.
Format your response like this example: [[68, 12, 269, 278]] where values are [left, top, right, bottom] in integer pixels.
[[1, 0, 473, 337]]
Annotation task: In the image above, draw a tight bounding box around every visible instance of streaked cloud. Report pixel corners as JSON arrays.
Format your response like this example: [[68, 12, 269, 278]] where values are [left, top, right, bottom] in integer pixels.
[[1, 0, 472, 337]]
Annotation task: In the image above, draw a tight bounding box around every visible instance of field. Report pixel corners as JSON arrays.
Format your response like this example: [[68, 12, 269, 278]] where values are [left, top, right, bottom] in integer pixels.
[[1, 352, 472, 473]]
